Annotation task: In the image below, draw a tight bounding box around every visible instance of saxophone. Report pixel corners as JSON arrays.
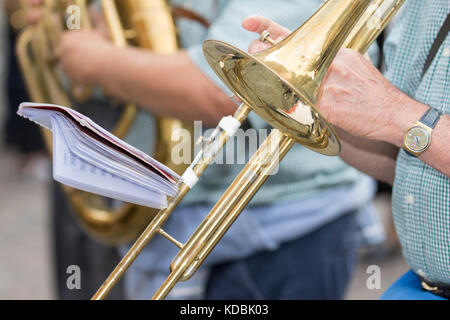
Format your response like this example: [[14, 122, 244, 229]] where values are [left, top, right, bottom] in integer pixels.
[[15, 0, 193, 245]]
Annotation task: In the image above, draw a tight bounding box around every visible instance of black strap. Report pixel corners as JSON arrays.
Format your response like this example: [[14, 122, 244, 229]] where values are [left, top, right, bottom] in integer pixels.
[[418, 275, 450, 299], [422, 13, 450, 79]]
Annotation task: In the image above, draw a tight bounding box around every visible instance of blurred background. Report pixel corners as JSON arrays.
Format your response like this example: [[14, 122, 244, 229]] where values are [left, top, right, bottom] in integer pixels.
[[0, 2, 409, 300]]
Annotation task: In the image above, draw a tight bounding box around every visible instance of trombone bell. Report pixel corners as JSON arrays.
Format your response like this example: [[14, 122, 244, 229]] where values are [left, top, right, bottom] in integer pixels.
[[203, 41, 340, 156], [203, 0, 377, 156]]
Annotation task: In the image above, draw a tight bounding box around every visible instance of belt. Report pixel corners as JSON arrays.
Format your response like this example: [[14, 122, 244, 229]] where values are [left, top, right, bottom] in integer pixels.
[[418, 276, 450, 299]]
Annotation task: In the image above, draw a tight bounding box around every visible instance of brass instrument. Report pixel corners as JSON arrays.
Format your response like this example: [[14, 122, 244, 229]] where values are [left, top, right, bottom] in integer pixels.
[[5, 0, 28, 31], [93, 0, 405, 300], [15, 0, 193, 245]]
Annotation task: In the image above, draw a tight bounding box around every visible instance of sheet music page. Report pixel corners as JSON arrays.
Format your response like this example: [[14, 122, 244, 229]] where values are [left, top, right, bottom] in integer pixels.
[[18, 102, 181, 183], [17, 103, 183, 209]]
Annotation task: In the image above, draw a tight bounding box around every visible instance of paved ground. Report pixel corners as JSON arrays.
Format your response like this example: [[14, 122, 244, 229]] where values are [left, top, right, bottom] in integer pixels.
[[346, 250, 408, 300], [0, 148, 55, 300], [0, 146, 409, 300], [346, 195, 410, 300]]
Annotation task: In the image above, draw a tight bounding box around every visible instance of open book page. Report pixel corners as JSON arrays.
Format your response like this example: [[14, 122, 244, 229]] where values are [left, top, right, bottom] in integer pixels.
[[17, 102, 182, 209]]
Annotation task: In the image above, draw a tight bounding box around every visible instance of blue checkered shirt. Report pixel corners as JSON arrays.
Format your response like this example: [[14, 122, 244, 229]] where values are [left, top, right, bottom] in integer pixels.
[[384, 0, 450, 284]]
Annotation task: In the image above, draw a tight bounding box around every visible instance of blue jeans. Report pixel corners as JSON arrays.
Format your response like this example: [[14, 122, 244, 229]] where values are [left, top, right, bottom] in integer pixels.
[[205, 211, 360, 300]]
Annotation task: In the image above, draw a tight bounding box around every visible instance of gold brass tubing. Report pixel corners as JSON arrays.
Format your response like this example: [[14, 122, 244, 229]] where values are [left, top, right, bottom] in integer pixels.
[[157, 228, 184, 249], [92, 184, 188, 300], [16, 23, 71, 151], [101, 0, 128, 47], [76, 0, 93, 29], [152, 130, 294, 300], [345, 0, 405, 54], [181, 130, 295, 281], [16, 26, 54, 152], [16, 27, 46, 103], [91, 104, 251, 300], [182, 133, 295, 280]]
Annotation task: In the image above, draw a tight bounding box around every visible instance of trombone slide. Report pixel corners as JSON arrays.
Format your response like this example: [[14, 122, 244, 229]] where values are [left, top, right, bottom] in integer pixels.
[[92, 104, 252, 300], [154, 129, 294, 300]]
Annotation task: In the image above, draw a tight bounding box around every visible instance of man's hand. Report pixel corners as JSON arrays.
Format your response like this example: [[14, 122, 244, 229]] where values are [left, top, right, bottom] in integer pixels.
[[242, 15, 402, 184], [241, 15, 449, 178], [55, 30, 113, 86], [317, 49, 428, 144], [243, 15, 427, 145], [242, 15, 290, 53]]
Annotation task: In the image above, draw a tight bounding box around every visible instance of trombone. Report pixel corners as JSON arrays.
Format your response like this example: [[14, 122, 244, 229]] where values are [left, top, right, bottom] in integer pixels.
[[93, 0, 405, 300]]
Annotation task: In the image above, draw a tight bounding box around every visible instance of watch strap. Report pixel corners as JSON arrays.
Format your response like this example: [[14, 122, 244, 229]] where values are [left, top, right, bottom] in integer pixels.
[[419, 107, 443, 129], [422, 13, 450, 79], [404, 149, 417, 157]]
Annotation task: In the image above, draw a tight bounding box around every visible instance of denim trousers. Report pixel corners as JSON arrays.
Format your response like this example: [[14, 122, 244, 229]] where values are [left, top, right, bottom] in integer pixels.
[[205, 211, 360, 300]]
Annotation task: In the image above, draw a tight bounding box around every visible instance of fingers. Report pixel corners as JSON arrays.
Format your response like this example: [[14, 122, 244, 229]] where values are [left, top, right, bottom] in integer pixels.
[[242, 15, 290, 40], [243, 15, 291, 53], [248, 39, 272, 54]]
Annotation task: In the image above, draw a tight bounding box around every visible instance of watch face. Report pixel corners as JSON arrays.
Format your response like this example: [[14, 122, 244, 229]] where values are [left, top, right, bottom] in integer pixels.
[[405, 126, 431, 152]]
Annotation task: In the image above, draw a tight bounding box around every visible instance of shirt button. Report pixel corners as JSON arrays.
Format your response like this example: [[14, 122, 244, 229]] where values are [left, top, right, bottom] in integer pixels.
[[443, 48, 450, 58], [406, 194, 414, 205]]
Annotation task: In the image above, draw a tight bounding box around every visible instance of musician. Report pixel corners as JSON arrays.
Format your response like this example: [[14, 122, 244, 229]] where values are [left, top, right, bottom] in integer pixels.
[[29, 0, 385, 299], [244, 0, 450, 300]]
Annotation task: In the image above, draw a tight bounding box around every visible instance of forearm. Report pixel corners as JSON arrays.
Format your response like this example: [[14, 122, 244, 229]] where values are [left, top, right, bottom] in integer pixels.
[[336, 129, 398, 185], [89, 46, 235, 126], [315, 48, 449, 178], [382, 95, 450, 178]]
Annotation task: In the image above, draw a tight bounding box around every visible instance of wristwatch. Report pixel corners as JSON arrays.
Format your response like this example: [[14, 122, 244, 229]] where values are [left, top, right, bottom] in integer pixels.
[[403, 107, 442, 157]]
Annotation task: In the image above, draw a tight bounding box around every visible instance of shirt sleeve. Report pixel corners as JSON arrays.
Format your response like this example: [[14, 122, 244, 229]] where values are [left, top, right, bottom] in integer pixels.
[[383, 5, 409, 80]]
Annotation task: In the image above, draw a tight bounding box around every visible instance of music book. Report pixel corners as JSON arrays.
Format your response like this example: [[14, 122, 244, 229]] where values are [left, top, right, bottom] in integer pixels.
[[17, 102, 181, 209]]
